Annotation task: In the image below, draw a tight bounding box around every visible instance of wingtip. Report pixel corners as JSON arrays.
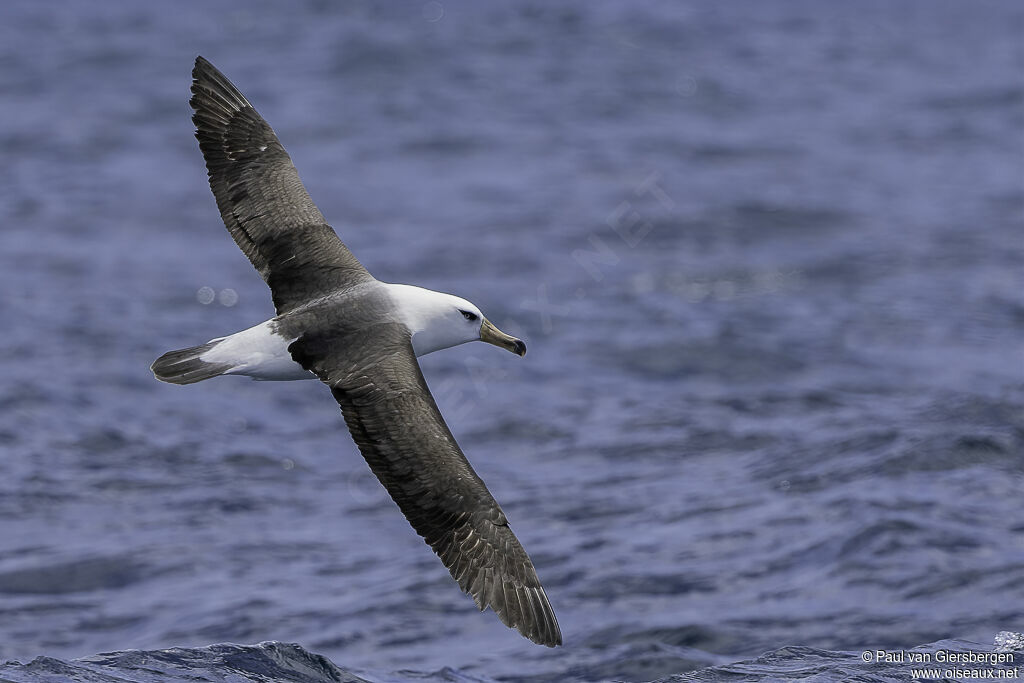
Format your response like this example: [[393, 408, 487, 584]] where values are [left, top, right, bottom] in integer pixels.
[[191, 55, 228, 91], [521, 621, 562, 648], [495, 583, 562, 647], [188, 56, 251, 126], [192, 55, 212, 80], [527, 618, 563, 648], [530, 603, 563, 648]]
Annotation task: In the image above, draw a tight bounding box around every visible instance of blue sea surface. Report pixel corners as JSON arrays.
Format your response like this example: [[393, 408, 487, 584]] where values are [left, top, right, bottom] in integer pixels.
[[0, 1, 1022, 681]]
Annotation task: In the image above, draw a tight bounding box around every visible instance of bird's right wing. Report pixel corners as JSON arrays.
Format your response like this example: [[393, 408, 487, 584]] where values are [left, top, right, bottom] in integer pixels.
[[190, 56, 374, 314], [289, 323, 562, 647]]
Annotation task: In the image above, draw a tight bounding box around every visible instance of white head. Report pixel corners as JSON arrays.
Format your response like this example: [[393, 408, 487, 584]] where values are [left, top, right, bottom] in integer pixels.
[[386, 284, 527, 358]]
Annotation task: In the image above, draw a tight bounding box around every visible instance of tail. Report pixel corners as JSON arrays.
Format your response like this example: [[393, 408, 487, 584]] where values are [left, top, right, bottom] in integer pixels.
[[151, 340, 233, 385]]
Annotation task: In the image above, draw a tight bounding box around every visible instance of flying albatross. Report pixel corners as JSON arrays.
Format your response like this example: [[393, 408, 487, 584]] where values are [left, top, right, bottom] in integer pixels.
[[151, 56, 561, 647]]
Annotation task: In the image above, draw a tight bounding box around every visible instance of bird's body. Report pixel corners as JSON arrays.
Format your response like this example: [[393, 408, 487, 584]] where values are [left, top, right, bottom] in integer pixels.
[[151, 57, 560, 647], [153, 283, 490, 383]]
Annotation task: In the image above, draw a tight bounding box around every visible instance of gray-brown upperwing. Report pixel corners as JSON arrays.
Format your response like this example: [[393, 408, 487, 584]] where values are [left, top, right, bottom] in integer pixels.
[[190, 56, 374, 314], [288, 321, 562, 647]]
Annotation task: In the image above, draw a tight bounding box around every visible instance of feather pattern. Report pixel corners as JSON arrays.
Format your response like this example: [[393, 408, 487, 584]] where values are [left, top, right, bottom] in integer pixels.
[[289, 323, 562, 647], [190, 56, 374, 313]]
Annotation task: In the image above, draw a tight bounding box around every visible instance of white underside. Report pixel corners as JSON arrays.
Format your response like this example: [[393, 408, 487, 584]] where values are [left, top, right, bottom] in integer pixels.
[[200, 320, 313, 381], [200, 284, 481, 382]]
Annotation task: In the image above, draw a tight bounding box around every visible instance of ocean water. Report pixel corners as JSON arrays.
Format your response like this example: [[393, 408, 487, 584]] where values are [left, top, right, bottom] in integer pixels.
[[2, 637, 1022, 682], [0, 1, 1022, 681]]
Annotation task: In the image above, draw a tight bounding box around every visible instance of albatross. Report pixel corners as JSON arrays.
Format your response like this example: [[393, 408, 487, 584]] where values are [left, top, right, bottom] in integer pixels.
[[151, 56, 561, 647]]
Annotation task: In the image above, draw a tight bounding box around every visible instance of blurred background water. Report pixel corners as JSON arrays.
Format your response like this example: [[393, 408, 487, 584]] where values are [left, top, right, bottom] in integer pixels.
[[0, 1, 1022, 681]]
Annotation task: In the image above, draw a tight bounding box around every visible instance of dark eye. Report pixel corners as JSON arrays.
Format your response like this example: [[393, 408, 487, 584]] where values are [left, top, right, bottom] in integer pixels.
[[460, 309, 478, 322]]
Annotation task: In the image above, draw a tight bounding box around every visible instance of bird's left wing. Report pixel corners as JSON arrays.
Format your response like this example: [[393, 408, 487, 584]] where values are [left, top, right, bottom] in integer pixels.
[[190, 56, 374, 314], [289, 323, 561, 647]]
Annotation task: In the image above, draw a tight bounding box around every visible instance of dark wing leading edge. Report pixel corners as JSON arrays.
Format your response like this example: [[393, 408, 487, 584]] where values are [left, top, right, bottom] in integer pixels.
[[289, 323, 562, 647], [190, 56, 374, 314]]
